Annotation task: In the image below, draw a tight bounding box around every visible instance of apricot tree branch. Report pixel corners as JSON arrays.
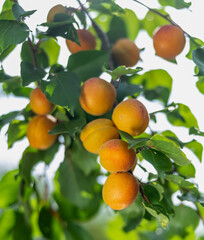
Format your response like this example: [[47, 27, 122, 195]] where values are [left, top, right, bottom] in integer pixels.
[[76, 0, 110, 50]]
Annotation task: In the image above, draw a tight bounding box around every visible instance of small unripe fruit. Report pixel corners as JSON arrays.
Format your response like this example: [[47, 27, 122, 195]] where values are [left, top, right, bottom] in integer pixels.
[[112, 99, 149, 136], [27, 115, 57, 150], [30, 87, 54, 115], [80, 118, 119, 154], [153, 25, 186, 60], [102, 172, 139, 210], [47, 4, 67, 22], [66, 29, 96, 54], [99, 139, 136, 173], [112, 38, 140, 67], [79, 77, 116, 116]]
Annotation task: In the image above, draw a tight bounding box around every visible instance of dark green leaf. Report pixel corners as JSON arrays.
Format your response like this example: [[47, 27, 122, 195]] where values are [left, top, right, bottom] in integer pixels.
[[186, 37, 204, 59], [192, 47, 204, 76], [0, 110, 23, 131], [41, 71, 81, 116], [141, 149, 173, 173], [67, 50, 110, 82], [67, 222, 93, 240], [20, 61, 46, 86], [0, 20, 29, 54], [189, 127, 204, 136], [120, 194, 145, 232], [90, 1, 124, 15], [0, 44, 16, 61], [149, 134, 191, 166], [178, 191, 204, 205], [130, 69, 172, 105], [0, 170, 20, 208], [158, 0, 191, 9], [12, 3, 36, 21], [6, 120, 27, 148]]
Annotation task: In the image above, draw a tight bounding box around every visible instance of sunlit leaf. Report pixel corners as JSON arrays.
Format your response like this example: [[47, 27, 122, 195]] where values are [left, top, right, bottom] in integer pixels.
[[158, 0, 191, 9]]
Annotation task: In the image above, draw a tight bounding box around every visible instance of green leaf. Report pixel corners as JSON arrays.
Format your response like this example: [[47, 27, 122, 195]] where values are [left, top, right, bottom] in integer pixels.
[[141, 149, 173, 173], [41, 71, 81, 116], [192, 47, 204, 76], [6, 120, 27, 148], [67, 50, 110, 82], [67, 222, 93, 240], [0, 170, 20, 208], [69, 137, 98, 176], [142, 9, 169, 37], [189, 127, 204, 136], [0, 210, 15, 239], [0, 0, 14, 20], [186, 37, 204, 59], [120, 194, 145, 232], [185, 140, 203, 162], [90, 1, 124, 15], [104, 65, 142, 81], [0, 44, 16, 61], [0, 20, 29, 54], [165, 175, 194, 189], [177, 164, 195, 178], [178, 192, 204, 206], [149, 134, 191, 166], [158, 0, 191, 9], [39, 38, 60, 66], [130, 69, 172, 105], [0, 110, 23, 131], [196, 75, 204, 95], [20, 61, 46, 86], [144, 203, 169, 228], [12, 3, 36, 21], [58, 157, 99, 209]]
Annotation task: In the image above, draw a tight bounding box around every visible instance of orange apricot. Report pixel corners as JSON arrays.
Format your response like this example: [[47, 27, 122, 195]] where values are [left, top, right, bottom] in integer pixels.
[[80, 118, 119, 154], [27, 115, 58, 150], [47, 4, 67, 22], [153, 25, 186, 60], [112, 98, 149, 136], [112, 38, 140, 67], [66, 29, 96, 54], [99, 139, 136, 173], [102, 172, 139, 210], [79, 77, 116, 116], [30, 87, 54, 115]]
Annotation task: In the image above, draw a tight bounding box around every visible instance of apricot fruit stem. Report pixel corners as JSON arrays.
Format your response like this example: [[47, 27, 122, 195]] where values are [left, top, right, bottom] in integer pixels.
[[76, 0, 110, 50]]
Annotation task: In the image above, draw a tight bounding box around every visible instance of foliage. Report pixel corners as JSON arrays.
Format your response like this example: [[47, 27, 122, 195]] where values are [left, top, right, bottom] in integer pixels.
[[0, 0, 204, 239]]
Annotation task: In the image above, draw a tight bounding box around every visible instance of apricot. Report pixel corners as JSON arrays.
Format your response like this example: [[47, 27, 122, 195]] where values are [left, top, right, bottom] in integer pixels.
[[80, 118, 119, 154], [112, 99, 149, 136], [153, 25, 186, 60], [112, 38, 140, 67], [102, 172, 139, 210], [99, 139, 136, 173], [66, 29, 96, 54], [30, 87, 54, 115], [27, 115, 58, 150], [47, 4, 67, 22], [79, 77, 116, 116]]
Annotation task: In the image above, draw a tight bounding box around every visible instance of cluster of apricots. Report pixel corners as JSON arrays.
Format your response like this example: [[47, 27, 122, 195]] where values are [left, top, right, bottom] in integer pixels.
[[25, 5, 187, 210], [78, 75, 149, 210], [27, 87, 58, 150]]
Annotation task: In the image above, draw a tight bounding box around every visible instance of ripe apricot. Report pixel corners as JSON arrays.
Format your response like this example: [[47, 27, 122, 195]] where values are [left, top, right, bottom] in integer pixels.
[[112, 38, 140, 67], [47, 4, 67, 22], [153, 25, 186, 60], [66, 29, 96, 54], [27, 115, 57, 150], [112, 99, 149, 136], [79, 77, 116, 116], [30, 87, 54, 115], [102, 172, 139, 210], [80, 118, 119, 154], [99, 139, 136, 173]]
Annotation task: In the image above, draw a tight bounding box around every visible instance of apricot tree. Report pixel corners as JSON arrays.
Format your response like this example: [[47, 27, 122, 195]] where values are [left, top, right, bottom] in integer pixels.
[[0, 0, 204, 239]]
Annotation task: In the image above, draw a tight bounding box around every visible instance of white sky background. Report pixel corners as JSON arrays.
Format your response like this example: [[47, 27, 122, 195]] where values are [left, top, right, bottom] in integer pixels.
[[0, 0, 204, 232]]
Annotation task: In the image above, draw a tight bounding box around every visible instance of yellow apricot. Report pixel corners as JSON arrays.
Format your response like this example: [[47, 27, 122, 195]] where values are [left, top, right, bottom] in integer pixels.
[[30, 87, 54, 115], [79, 77, 116, 116], [112, 38, 140, 67], [153, 25, 186, 60], [47, 4, 67, 22], [66, 29, 96, 54], [112, 99, 149, 136], [27, 115, 57, 150], [80, 118, 119, 154], [99, 139, 136, 173], [102, 172, 139, 210]]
